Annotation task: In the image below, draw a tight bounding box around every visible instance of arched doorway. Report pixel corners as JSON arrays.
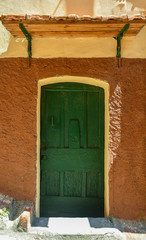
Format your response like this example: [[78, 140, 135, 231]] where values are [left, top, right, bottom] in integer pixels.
[[36, 76, 109, 217]]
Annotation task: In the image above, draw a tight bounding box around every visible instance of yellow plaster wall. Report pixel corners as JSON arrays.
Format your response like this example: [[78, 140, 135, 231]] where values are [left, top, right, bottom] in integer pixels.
[[0, 25, 146, 59], [0, 0, 145, 57], [0, 0, 145, 16]]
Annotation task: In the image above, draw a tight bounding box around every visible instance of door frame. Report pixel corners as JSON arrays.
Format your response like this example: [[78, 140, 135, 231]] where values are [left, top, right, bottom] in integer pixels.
[[36, 76, 109, 217]]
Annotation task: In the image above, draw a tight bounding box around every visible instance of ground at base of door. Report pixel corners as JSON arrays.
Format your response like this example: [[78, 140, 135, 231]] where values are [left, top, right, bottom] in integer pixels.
[[0, 217, 146, 240], [0, 229, 146, 240], [0, 194, 34, 232], [0, 194, 146, 239]]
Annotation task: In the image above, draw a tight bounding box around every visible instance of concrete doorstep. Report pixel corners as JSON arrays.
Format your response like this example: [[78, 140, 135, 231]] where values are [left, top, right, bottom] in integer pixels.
[[0, 217, 125, 240], [0, 217, 146, 240], [30, 217, 125, 239], [0, 216, 146, 240]]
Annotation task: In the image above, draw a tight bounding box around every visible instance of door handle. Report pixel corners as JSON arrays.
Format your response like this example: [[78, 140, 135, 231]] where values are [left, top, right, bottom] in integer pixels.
[[42, 144, 46, 150], [40, 155, 47, 160]]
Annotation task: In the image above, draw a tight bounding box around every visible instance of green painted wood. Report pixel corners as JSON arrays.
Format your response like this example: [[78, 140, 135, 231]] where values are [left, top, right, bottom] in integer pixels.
[[40, 196, 104, 217], [40, 83, 104, 217]]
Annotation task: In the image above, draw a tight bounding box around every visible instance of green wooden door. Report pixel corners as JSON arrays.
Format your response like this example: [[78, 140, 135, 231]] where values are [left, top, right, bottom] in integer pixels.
[[40, 83, 104, 217]]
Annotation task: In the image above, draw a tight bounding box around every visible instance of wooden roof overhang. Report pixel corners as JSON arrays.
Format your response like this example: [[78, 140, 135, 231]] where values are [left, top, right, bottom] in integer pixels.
[[1, 15, 146, 38]]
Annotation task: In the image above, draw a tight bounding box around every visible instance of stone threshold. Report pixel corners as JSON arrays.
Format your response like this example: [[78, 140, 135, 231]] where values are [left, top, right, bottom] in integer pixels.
[[30, 217, 125, 240], [32, 217, 114, 233]]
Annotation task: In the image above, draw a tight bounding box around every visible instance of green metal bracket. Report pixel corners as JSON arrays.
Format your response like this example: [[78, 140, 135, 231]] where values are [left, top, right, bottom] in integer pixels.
[[114, 23, 130, 65], [19, 23, 32, 65]]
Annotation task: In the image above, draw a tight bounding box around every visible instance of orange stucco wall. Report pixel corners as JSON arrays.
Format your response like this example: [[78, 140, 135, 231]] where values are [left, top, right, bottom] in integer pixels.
[[0, 57, 145, 220]]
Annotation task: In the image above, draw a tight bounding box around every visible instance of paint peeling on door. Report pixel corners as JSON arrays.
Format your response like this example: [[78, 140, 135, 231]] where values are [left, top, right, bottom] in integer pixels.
[[109, 84, 122, 169]]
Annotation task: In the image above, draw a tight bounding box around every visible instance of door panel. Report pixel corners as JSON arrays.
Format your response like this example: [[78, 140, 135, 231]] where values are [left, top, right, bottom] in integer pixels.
[[41, 91, 61, 148], [40, 83, 104, 217], [87, 92, 100, 148], [64, 91, 85, 148]]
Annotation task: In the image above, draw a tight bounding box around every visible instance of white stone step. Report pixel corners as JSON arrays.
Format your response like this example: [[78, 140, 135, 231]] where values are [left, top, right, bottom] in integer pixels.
[[30, 217, 125, 239]]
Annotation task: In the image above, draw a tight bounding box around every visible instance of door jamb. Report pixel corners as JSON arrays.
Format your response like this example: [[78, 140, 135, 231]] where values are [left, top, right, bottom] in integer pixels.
[[36, 76, 109, 217]]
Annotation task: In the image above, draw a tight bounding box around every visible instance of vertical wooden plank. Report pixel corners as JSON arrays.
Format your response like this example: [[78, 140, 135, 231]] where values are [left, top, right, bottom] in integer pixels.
[[98, 173, 101, 198], [60, 91, 65, 148], [83, 92, 87, 148], [99, 88, 105, 148], [41, 90, 47, 146], [64, 91, 84, 148], [46, 171, 60, 196], [40, 171, 46, 196], [45, 90, 61, 147], [86, 172, 99, 197], [64, 171, 82, 197], [69, 120, 80, 148], [82, 172, 87, 197], [60, 172, 64, 197], [87, 92, 100, 148]]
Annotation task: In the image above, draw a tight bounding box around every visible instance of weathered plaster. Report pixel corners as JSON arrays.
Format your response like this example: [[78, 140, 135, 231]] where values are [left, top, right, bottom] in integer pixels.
[[109, 84, 122, 169], [0, 25, 146, 58], [0, 0, 145, 16], [0, 0, 65, 16], [0, 21, 10, 55], [94, 0, 146, 16]]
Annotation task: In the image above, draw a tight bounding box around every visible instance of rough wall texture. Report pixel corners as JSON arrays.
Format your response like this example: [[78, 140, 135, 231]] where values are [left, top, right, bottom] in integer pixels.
[[0, 0, 146, 16], [0, 58, 145, 220]]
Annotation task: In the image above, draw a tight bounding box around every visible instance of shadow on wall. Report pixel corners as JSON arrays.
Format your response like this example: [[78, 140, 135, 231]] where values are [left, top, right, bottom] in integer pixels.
[[114, 0, 146, 14], [52, 0, 146, 16], [127, 0, 146, 10], [65, 0, 94, 16]]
